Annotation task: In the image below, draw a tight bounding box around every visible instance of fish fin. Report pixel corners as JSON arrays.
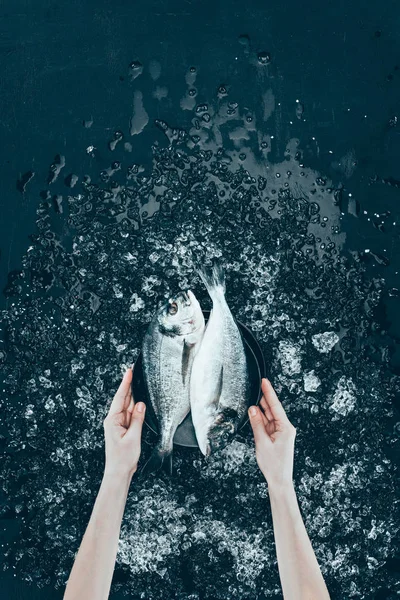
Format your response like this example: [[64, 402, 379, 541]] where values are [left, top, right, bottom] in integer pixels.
[[199, 263, 226, 296], [181, 342, 191, 385], [141, 448, 172, 477], [163, 452, 173, 476], [215, 406, 238, 425], [158, 323, 181, 337], [214, 365, 224, 404]]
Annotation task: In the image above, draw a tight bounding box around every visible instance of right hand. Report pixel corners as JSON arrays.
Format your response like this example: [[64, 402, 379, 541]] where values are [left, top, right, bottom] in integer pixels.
[[248, 378, 296, 489]]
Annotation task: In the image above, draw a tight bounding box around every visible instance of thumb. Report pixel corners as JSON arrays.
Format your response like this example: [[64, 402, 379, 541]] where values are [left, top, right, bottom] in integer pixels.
[[248, 406, 270, 446], [126, 402, 146, 439]]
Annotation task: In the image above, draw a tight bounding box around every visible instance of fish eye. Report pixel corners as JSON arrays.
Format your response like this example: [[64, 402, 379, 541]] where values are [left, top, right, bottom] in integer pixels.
[[168, 301, 178, 315]]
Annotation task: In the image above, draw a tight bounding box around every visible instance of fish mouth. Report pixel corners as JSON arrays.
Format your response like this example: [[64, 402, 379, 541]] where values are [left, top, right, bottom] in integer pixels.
[[184, 319, 203, 332], [182, 317, 196, 325]]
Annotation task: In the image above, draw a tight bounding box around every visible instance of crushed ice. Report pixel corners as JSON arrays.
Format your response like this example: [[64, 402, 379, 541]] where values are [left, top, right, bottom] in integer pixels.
[[0, 58, 399, 600]]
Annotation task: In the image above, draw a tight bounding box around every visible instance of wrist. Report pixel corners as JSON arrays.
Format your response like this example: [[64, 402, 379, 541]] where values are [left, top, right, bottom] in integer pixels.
[[103, 466, 136, 485], [267, 479, 295, 498]]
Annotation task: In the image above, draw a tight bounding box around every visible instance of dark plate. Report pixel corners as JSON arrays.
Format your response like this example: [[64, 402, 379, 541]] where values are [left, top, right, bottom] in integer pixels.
[[132, 310, 266, 448]]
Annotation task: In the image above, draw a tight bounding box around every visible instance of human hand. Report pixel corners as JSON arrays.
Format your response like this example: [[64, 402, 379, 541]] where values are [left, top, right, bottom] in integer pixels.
[[103, 367, 146, 479], [248, 378, 296, 490]]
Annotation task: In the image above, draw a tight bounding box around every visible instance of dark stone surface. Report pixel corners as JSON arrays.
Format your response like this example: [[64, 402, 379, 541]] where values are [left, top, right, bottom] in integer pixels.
[[0, 1, 399, 599]]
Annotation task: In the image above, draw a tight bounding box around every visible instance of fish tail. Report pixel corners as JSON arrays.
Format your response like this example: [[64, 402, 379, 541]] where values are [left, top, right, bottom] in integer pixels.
[[141, 447, 173, 477], [199, 263, 226, 297]]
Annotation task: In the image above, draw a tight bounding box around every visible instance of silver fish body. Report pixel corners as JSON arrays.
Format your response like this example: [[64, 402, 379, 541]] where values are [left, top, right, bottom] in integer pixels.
[[142, 290, 205, 473], [190, 266, 250, 456]]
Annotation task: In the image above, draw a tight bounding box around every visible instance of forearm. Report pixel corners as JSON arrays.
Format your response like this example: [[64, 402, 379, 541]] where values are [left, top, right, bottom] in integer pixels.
[[269, 483, 330, 600], [64, 470, 132, 600]]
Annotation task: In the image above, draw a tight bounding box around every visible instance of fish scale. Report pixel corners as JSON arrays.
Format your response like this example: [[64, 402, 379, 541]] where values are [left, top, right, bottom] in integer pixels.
[[142, 289, 205, 474], [190, 265, 250, 456]]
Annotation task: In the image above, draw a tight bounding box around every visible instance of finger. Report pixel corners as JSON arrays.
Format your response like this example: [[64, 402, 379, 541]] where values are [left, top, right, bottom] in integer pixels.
[[109, 368, 133, 416], [125, 384, 133, 408], [130, 363, 136, 405], [261, 378, 291, 425], [260, 400, 273, 422], [124, 398, 135, 428], [257, 402, 270, 427], [248, 406, 271, 445], [123, 378, 134, 419], [126, 402, 146, 440], [260, 396, 273, 421]]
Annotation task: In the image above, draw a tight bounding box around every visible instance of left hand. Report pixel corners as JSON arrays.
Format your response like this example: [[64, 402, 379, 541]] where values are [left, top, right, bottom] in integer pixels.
[[103, 366, 146, 478]]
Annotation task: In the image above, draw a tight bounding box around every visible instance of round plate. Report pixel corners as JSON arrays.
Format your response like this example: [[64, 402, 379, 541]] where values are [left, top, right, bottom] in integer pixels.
[[131, 310, 266, 448]]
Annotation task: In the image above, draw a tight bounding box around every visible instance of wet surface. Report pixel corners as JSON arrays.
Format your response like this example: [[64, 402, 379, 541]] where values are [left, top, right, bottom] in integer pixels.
[[1, 1, 400, 599]]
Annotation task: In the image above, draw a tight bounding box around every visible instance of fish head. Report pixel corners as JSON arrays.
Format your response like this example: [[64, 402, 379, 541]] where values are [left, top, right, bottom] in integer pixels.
[[158, 290, 204, 338], [206, 408, 238, 454]]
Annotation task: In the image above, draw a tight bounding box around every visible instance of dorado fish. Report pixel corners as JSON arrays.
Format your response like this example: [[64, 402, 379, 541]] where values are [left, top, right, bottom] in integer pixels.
[[142, 290, 205, 474], [190, 265, 250, 456]]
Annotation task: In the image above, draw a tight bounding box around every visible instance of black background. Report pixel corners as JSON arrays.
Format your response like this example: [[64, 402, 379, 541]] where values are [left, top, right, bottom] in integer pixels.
[[1, 0, 399, 598]]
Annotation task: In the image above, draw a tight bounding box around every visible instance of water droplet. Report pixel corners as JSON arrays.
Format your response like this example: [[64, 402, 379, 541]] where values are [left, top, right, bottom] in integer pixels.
[[64, 174, 78, 188], [388, 288, 400, 297], [52, 195, 63, 214], [130, 91, 149, 135], [17, 171, 35, 194], [218, 85, 228, 97], [149, 60, 161, 81], [129, 60, 143, 80], [109, 130, 124, 151], [295, 102, 304, 119], [47, 154, 65, 184], [257, 51, 271, 65], [195, 103, 209, 114], [238, 34, 250, 48]]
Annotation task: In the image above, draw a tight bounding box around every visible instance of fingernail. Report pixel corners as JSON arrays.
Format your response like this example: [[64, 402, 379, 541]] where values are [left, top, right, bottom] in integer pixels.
[[249, 406, 257, 417], [136, 402, 145, 413]]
